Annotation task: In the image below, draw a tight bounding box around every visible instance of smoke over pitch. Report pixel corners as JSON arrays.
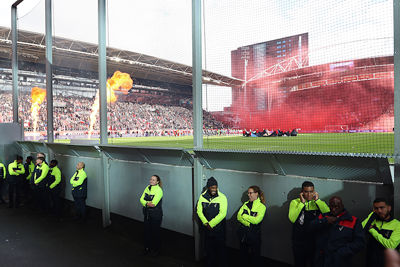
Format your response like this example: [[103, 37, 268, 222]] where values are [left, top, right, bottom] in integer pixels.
[[231, 59, 394, 133]]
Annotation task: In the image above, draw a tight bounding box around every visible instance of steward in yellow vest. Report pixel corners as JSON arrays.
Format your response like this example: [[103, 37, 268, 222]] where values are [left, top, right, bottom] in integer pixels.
[[49, 159, 62, 217], [7, 155, 25, 208], [288, 181, 329, 267], [70, 162, 87, 221], [139, 174, 163, 256], [237, 185, 266, 265], [196, 177, 228, 267], [362, 198, 400, 267]]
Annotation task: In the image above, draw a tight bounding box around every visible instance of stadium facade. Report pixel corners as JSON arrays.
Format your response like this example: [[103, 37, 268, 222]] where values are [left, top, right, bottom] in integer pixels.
[[226, 34, 393, 133]]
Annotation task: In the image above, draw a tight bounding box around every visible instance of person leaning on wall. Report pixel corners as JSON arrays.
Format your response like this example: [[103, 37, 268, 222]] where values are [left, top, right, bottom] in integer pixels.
[[197, 177, 228, 267], [70, 162, 87, 222], [236, 185, 267, 265], [362, 198, 400, 267], [139, 174, 163, 257], [288, 180, 330, 267], [310, 196, 365, 267]]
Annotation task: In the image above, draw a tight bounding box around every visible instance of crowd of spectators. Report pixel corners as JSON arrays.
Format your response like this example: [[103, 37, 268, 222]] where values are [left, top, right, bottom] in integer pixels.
[[0, 92, 229, 136]]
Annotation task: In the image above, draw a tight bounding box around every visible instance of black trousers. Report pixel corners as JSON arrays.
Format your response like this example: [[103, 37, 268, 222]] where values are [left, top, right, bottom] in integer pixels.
[[49, 187, 61, 217], [36, 187, 49, 212], [239, 240, 261, 265], [144, 216, 162, 252], [23, 179, 31, 203], [292, 243, 315, 267], [8, 182, 21, 207], [31, 185, 40, 209], [205, 233, 227, 267], [73, 197, 86, 220], [0, 178, 5, 202]]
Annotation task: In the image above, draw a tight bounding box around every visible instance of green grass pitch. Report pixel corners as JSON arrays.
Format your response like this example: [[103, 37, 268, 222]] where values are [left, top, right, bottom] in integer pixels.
[[59, 132, 394, 156]]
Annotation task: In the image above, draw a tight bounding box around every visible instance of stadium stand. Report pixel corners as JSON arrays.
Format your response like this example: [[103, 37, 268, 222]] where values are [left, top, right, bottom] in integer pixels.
[[0, 92, 230, 137]]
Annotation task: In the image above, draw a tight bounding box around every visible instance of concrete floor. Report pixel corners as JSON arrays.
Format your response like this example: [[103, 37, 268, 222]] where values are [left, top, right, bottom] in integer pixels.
[[0, 202, 290, 267]]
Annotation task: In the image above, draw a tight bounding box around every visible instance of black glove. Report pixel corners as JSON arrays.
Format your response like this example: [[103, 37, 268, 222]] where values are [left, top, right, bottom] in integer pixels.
[[364, 213, 378, 231], [371, 224, 379, 232]]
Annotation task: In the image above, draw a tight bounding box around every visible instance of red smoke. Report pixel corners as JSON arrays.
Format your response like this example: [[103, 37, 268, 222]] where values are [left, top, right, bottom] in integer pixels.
[[231, 63, 394, 132]]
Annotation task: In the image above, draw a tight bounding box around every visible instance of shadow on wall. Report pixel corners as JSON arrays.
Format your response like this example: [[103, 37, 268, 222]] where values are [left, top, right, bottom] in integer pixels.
[[262, 187, 301, 264], [266, 181, 391, 267], [223, 179, 392, 267]]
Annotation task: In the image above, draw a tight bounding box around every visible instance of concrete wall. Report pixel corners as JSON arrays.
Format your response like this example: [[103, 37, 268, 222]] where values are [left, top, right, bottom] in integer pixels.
[[108, 161, 193, 235], [0, 124, 22, 198], [15, 141, 393, 266], [202, 167, 391, 264]]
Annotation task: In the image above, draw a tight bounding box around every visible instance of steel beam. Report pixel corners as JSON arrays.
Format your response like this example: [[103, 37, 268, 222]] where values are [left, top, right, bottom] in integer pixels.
[[98, 0, 111, 227], [11, 4, 18, 123], [45, 0, 54, 143], [393, 0, 400, 216], [192, 0, 204, 261]]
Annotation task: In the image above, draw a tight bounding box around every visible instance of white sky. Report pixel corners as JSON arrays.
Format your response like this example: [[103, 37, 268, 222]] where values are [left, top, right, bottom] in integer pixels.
[[0, 0, 394, 111]]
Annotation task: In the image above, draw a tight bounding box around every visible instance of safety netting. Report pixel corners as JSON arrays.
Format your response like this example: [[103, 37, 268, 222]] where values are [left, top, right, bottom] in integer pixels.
[[202, 0, 394, 156]]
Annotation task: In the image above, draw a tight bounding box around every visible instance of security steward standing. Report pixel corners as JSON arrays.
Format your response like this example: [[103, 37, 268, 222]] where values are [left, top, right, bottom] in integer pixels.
[[70, 162, 87, 222], [362, 198, 400, 267], [30, 153, 46, 208], [0, 160, 6, 204], [237, 185, 266, 265], [139, 174, 163, 256], [23, 156, 34, 203], [33, 156, 50, 212], [48, 160, 62, 217], [288, 181, 330, 267], [310, 196, 365, 267], [197, 177, 228, 267], [7, 155, 25, 208]]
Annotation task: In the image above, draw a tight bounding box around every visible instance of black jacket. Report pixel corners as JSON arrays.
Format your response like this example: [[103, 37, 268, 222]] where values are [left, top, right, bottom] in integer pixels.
[[311, 210, 365, 267], [72, 178, 87, 198]]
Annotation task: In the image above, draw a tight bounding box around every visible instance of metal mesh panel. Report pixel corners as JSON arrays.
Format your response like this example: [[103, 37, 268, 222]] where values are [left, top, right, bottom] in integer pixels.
[[202, 0, 394, 157]]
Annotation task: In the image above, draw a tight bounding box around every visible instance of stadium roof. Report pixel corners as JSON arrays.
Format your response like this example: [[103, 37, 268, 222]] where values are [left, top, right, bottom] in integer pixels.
[[0, 26, 242, 87]]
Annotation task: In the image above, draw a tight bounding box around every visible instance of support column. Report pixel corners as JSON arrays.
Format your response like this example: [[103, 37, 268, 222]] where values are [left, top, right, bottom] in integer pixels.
[[45, 0, 54, 143], [101, 151, 111, 227], [98, 0, 111, 227], [11, 4, 19, 123], [192, 0, 203, 261], [393, 0, 400, 217]]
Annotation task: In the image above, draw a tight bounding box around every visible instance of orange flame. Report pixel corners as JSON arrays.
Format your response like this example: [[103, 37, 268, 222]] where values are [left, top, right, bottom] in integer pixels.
[[88, 71, 133, 138], [88, 91, 100, 139], [106, 71, 133, 103], [30, 87, 46, 139]]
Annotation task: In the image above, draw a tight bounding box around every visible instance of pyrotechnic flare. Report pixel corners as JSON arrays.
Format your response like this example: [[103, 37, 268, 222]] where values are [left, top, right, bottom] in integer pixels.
[[88, 71, 133, 138], [30, 87, 46, 140]]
